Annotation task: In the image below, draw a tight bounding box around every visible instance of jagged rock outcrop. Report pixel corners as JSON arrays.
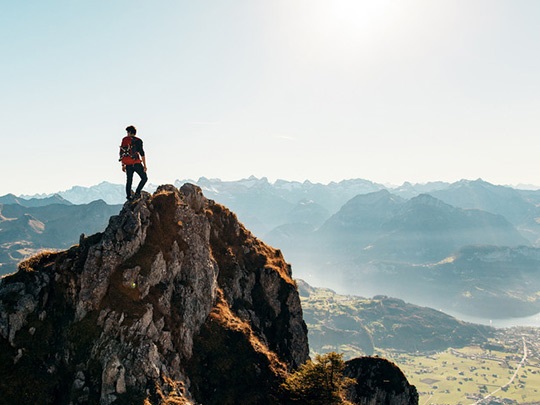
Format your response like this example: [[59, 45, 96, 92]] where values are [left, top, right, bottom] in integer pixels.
[[0, 184, 418, 405], [344, 357, 419, 405], [0, 184, 309, 404]]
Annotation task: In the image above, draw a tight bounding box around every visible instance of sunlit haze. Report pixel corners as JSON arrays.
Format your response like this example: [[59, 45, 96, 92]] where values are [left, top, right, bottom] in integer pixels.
[[2, 0, 540, 195]]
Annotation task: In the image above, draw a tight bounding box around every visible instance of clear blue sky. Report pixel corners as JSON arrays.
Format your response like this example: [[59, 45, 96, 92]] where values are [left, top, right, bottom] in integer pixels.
[[2, 0, 540, 195]]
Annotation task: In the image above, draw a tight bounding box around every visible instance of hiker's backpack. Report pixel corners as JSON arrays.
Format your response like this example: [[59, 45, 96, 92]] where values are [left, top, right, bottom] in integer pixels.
[[119, 136, 141, 164]]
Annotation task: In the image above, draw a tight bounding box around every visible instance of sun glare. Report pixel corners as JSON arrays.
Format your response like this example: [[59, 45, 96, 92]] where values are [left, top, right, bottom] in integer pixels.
[[317, 0, 398, 42], [327, 0, 395, 30], [281, 0, 403, 65]]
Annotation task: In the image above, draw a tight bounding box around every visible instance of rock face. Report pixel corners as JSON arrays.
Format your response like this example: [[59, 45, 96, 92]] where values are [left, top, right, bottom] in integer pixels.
[[345, 357, 419, 405], [0, 184, 309, 404]]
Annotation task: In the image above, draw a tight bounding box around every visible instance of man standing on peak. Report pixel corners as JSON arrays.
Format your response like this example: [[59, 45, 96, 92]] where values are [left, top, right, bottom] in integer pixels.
[[119, 125, 147, 200]]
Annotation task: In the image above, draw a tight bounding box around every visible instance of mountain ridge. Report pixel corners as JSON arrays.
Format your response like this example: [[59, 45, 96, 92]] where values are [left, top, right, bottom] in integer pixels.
[[16, 177, 540, 244]]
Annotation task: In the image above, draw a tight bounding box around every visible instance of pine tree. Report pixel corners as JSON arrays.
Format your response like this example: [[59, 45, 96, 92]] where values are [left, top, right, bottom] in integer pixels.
[[281, 352, 354, 404]]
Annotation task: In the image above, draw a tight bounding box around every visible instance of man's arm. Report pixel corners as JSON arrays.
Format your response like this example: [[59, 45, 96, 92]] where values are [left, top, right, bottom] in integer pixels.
[[141, 156, 147, 172], [138, 138, 147, 172]]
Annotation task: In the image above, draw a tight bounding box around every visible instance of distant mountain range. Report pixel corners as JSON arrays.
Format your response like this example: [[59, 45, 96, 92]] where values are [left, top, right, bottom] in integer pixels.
[[0, 199, 121, 275], [6, 176, 540, 318], [19, 176, 540, 241], [21, 181, 137, 205], [311, 191, 528, 263], [0, 193, 72, 207]]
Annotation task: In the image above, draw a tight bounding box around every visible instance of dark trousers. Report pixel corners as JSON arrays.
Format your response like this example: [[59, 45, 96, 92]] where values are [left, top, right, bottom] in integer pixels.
[[125, 163, 148, 198]]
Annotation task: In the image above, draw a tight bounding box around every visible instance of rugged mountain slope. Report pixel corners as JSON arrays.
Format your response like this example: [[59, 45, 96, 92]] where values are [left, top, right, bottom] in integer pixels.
[[0, 184, 417, 404], [0, 184, 309, 404]]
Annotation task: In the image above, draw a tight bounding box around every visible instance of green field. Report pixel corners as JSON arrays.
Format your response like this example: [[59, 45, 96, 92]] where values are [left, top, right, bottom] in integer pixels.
[[318, 328, 540, 404], [384, 347, 540, 404]]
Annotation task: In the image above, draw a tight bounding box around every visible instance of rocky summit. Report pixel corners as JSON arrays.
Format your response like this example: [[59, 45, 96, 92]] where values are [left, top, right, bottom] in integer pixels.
[[0, 184, 417, 404]]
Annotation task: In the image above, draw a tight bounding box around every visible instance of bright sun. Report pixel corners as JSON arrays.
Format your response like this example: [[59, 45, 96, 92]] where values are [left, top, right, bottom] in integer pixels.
[[282, 0, 403, 61]]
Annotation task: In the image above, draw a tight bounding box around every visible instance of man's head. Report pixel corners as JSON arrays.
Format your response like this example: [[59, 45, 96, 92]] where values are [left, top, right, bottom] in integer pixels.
[[126, 125, 137, 136]]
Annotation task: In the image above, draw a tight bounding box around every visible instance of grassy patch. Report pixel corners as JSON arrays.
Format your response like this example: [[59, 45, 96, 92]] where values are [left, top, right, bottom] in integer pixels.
[[17, 249, 60, 273], [380, 342, 540, 404]]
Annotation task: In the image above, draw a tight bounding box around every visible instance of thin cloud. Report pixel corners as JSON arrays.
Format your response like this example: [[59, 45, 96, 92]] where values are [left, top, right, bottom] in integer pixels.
[[275, 135, 297, 141], [189, 121, 221, 125]]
